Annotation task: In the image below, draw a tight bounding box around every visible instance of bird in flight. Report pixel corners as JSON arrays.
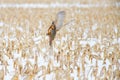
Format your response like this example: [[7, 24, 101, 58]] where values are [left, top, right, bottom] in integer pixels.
[[47, 11, 66, 46]]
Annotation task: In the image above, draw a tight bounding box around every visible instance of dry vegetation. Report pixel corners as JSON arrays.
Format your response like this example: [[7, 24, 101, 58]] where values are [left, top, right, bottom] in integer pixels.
[[0, 1, 120, 80], [0, 0, 119, 4]]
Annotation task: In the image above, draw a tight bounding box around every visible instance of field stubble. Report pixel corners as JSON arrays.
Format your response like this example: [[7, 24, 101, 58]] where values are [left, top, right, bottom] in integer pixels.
[[0, 5, 120, 80]]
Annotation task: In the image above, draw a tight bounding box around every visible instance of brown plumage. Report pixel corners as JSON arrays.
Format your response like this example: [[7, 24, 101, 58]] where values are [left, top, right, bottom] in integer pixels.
[[47, 11, 65, 46]]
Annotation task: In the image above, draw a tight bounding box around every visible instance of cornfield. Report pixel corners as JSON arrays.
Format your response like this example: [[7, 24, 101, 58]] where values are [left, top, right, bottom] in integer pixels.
[[0, 0, 120, 80]]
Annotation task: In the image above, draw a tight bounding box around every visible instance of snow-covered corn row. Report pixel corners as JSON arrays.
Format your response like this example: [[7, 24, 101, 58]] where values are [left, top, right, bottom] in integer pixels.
[[0, 2, 120, 80]]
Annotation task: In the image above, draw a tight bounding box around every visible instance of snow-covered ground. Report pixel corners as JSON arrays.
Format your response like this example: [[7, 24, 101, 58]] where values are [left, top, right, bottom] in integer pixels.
[[0, 2, 120, 80], [0, 2, 120, 8]]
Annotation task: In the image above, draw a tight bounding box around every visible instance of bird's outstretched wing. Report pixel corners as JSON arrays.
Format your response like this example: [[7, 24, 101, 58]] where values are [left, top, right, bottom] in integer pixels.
[[55, 11, 66, 31]]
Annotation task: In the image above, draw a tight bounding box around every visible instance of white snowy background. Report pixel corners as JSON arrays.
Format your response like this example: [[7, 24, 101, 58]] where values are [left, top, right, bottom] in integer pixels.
[[0, 1, 120, 80]]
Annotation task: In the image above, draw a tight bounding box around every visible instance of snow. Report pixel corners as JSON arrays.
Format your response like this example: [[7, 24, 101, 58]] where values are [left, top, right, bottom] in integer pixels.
[[0, 3, 119, 8], [0, 2, 119, 80], [38, 55, 48, 67], [92, 23, 98, 31], [79, 39, 97, 47], [41, 48, 47, 53], [0, 22, 4, 27]]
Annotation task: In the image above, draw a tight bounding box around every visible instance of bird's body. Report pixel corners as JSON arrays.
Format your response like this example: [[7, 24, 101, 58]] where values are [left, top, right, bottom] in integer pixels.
[[47, 22, 56, 46], [47, 11, 65, 46]]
